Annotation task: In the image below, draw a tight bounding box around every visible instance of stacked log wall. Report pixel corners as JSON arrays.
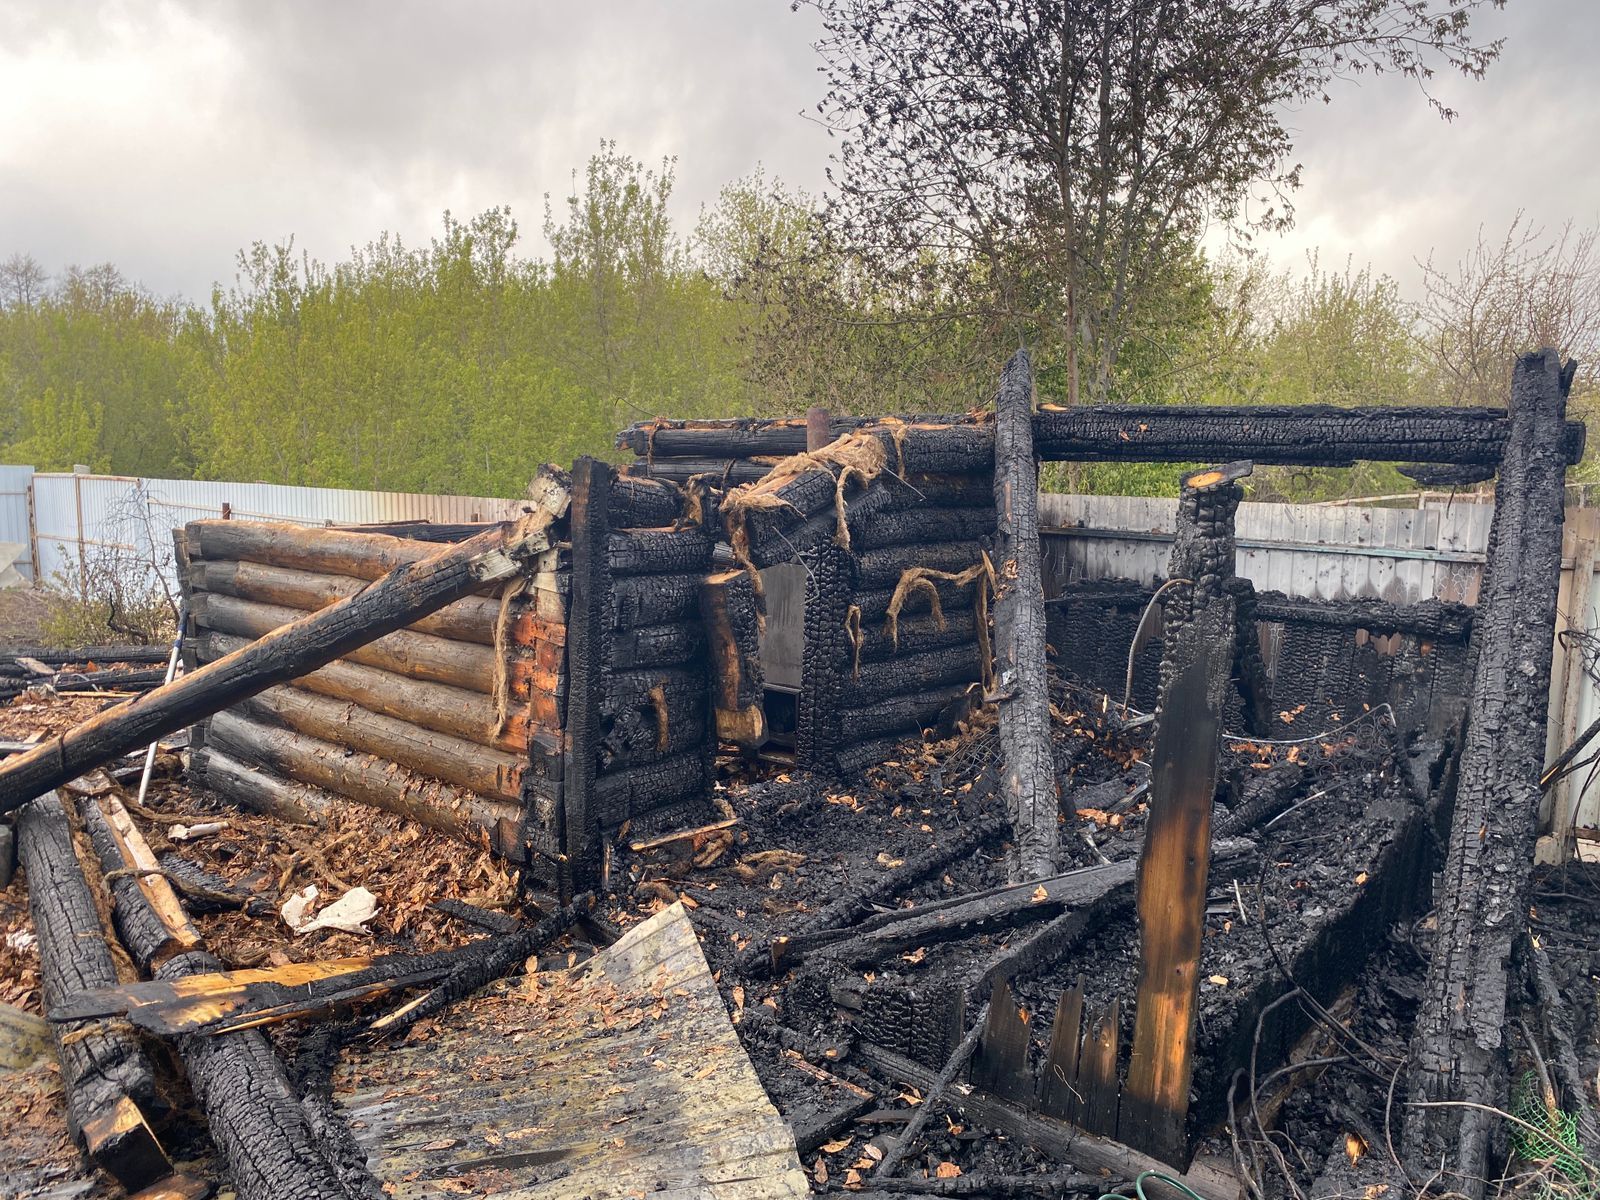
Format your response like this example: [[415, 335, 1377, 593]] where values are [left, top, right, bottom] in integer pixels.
[[822, 473, 998, 771], [179, 518, 567, 871]]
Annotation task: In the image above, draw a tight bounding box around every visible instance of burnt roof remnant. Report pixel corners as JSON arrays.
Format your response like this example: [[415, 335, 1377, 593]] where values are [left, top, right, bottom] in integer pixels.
[[0, 349, 1589, 1200]]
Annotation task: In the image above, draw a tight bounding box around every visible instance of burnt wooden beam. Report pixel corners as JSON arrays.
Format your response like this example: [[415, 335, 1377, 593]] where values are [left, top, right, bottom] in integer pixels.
[[855, 1042, 1243, 1200], [16, 793, 171, 1190], [1115, 464, 1245, 1166], [561, 458, 612, 894], [1404, 350, 1575, 1196], [1119, 599, 1234, 1167], [620, 407, 1586, 468], [1251, 591, 1475, 641], [78, 796, 364, 1200], [992, 350, 1058, 881], [0, 506, 564, 817], [796, 543, 854, 771]]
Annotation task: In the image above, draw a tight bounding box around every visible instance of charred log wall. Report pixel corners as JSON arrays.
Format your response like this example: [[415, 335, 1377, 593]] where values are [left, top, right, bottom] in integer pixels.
[[799, 470, 997, 773], [1046, 579, 1474, 736]]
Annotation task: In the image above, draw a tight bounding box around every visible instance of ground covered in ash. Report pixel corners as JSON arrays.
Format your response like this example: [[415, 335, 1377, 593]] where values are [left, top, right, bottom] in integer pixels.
[[5, 667, 1599, 1198]]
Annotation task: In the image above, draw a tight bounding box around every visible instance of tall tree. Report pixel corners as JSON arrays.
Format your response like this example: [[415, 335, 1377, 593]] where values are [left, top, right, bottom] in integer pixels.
[[803, 0, 1507, 405]]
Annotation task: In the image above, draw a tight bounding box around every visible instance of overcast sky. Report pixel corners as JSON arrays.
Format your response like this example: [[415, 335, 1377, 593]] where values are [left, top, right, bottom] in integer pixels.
[[1, 0, 1594, 303]]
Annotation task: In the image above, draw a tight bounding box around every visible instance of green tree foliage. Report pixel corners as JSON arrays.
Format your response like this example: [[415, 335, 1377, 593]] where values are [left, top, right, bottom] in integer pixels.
[[1, 148, 1594, 508]]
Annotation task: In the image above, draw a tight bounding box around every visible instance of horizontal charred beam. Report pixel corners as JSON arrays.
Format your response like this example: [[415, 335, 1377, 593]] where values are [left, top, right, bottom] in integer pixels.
[[854, 541, 987, 590], [625, 457, 776, 485], [592, 749, 709, 827], [623, 406, 1587, 469], [610, 572, 703, 629], [856, 610, 981, 663], [836, 683, 974, 741], [1252, 591, 1474, 640], [845, 643, 984, 704], [607, 526, 713, 576], [610, 474, 683, 526], [615, 413, 973, 458], [853, 578, 984, 625], [852, 505, 997, 551], [1035, 404, 1587, 466]]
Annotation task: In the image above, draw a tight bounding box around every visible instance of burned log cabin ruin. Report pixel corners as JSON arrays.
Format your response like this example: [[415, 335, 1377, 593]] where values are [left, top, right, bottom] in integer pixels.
[[0, 347, 1590, 1200]]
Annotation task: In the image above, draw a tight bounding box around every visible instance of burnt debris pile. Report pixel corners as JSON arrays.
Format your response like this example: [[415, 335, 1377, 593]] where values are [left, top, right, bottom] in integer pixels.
[[0, 348, 1593, 1200]]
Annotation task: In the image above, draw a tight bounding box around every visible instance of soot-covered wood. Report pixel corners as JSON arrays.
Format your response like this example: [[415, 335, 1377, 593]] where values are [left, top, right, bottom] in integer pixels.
[[16, 792, 170, 1189], [992, 350, 1058, 882], [1404, 350, 1574, 1196], [561, 458, 612, 893], [79, 798, 366, 1200], [797, 543, 854, 770], [0, 516, 555, 816]]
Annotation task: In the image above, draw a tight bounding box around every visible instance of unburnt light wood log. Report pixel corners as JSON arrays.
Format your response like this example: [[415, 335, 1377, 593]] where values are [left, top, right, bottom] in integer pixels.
[[193, 592, 498, 693], [991, 350, 1058, 882], [214, 698, 524, 820], [16, 793, 171, 1190], [0, 508, 562, 817], [200, 631, 516, 751], [1405, 350, 1575, 1196], [78, 797, 364, 1200], [189, 745, 333, 826]]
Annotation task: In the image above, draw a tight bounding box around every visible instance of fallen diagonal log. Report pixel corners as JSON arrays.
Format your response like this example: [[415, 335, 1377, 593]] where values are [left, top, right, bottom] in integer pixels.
[[992, 349, 1058, 881], [79, 794, 368, 1200], [0, 503, 565, 817], [16, 793, 171, 1190]]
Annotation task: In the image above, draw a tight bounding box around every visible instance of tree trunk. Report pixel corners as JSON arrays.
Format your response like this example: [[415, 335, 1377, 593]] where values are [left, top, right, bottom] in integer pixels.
[[992, 349, 1059, 881], [0, 512, 561, 817]]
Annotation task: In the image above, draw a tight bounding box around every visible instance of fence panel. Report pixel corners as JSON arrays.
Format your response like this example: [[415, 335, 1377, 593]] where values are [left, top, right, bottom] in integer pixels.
[[15, 467, 522, 602], [0, 465, 34, 583]]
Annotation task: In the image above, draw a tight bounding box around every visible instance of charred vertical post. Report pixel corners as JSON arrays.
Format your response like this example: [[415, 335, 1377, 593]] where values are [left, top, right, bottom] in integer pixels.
[[1405, 350, 1575, 1195], [561, 457, 612, 895], [1120, 465, 1242, 1166], [991, 349, 1058, 880], [796, 543, 853, 771]]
